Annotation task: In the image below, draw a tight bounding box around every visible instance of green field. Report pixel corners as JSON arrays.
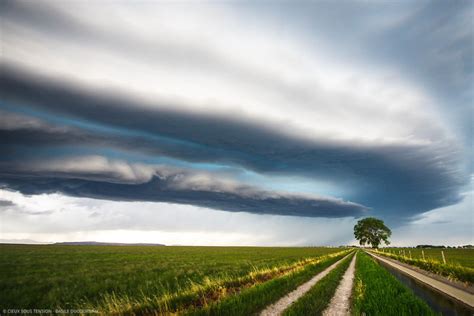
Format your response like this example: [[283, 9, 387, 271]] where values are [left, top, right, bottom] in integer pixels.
[[382, 248, 474, 268], [374, 248, 474, 284], [191, 251, 349, 316], [352, 252, 436, 316], [283, 252, 354, 316], [0, 244, 345, 313], [2, 245, 471, 315]]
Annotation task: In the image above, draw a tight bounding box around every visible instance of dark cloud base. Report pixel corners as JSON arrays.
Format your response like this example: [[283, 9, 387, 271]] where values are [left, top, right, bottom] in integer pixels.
[[0, 65, 468, 219], [0, 176, 368, 218]]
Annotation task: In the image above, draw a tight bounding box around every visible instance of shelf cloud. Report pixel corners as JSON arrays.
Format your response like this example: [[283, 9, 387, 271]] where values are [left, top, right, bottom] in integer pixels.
[[0, 0, 471, 228], [0, 154, 369, 217], [0, 66, 466, 218]]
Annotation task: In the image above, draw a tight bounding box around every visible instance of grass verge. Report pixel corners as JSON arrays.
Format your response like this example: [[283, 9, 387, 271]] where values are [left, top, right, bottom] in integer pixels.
[[383, 248, 474, 268], [372, 250, 474, 285], [186, 251, 353, 316], [282, 252, 355, 316], [352, 252, 437, 316], [87, 250, 352, 315]]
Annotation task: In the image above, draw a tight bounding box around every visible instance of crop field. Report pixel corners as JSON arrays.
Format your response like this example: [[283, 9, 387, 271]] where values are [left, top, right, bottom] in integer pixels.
[[382, 248, 474, 268], [283, 252, 355, 316], [375, 248, 474, 285], [352, 252, 436, 315], [191, 251, 349, 316], [2, 245, 472, 315], [0, 244, 346, 314]]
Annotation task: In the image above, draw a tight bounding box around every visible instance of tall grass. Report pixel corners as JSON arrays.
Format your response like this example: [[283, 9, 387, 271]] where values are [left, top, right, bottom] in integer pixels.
[[283, 252, 355, 316], [90, 251, 350, 314], [372, 250, 474, 285], [383, 248, 474, 268], [0, 244, 347, 313], [187, 251, 353, 316], [352, 252, 437, 316]]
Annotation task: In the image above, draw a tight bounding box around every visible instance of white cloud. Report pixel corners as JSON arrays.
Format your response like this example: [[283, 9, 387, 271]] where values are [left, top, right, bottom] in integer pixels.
[[0, 189, 357, 246], [30, 156, 157, 184], [1, 186, 472, 246]]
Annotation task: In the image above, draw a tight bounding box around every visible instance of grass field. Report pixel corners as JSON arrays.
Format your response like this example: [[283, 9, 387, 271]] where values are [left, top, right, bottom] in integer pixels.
[[352, 252, 436, 316], [382, 248, 474, 268], [283, 252, 354, 316], [190, 251, 351, 316], [0, 244, 345, 313], [375, 248, 474, 284], [2, 245, 470, 315]]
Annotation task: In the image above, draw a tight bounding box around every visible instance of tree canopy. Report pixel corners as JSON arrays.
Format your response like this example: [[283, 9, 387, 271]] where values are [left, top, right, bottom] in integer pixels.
[[354, 217, 391, 248]]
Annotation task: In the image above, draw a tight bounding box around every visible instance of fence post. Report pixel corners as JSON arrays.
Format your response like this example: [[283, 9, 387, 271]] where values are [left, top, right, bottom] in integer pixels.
[[422, 250, 425, 260], [441, 251, 446, 264]]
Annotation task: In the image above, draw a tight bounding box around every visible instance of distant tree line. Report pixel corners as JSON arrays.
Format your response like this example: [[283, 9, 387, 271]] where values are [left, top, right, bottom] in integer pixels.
[[341, 244, 473, 249], [415, 244, 473, 249]]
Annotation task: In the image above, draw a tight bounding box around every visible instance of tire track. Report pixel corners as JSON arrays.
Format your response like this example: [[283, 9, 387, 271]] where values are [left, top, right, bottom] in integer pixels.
[[259, 252, 353, 316], [322, 252, 357, 316]]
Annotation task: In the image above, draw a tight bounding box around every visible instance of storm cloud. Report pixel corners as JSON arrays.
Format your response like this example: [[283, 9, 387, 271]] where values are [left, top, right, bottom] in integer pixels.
[[0, 0, 471, 223]]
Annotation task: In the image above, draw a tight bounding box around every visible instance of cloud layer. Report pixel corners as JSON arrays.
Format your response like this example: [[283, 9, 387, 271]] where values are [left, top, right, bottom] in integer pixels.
[[1, 188, 472, 246], [0, 0, 471, 223]]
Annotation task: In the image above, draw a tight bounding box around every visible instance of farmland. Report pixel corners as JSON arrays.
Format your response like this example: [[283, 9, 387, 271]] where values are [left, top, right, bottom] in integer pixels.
[[0, 244, 346, 313], [375, 248, 474, 284], [191, 251, 349, 316], [1, 245, 473, 315], [352, 252, 436, 315], [382, 248, 474, 268], [283, 252, 355, 316]]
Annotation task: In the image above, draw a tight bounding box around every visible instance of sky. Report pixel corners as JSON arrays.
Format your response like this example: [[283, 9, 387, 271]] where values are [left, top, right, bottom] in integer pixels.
[[0, 0, 472, 246]]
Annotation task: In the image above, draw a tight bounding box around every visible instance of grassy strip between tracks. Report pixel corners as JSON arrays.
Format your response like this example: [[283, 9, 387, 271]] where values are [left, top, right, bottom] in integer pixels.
[[282, 251, 355, 316], [186, 251, 352, 316], [352, 252, 437, 316], [87, 250, 351, 315], [371, 250, 474, 285]]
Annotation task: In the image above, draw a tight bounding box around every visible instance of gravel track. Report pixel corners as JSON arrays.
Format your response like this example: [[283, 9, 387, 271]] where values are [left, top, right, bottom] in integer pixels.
[[259, 253, 352, 316], [322, 252, 357, 316]]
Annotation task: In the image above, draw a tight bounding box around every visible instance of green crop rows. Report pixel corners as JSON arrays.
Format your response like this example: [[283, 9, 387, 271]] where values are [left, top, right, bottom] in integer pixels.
[[283, 252, 354, 316], [352, 252, 437, 316], [189, 251, 350, 316], [0, 244, 345, 313], [2, 245, 470, 315]]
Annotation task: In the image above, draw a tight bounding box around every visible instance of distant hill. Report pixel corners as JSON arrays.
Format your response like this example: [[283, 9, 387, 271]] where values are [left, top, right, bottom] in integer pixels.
[[54, 241, 165, 246]]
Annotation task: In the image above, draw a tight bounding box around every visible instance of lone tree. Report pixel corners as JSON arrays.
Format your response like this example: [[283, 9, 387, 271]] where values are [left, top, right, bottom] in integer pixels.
[[354, 217, 391, 248]]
